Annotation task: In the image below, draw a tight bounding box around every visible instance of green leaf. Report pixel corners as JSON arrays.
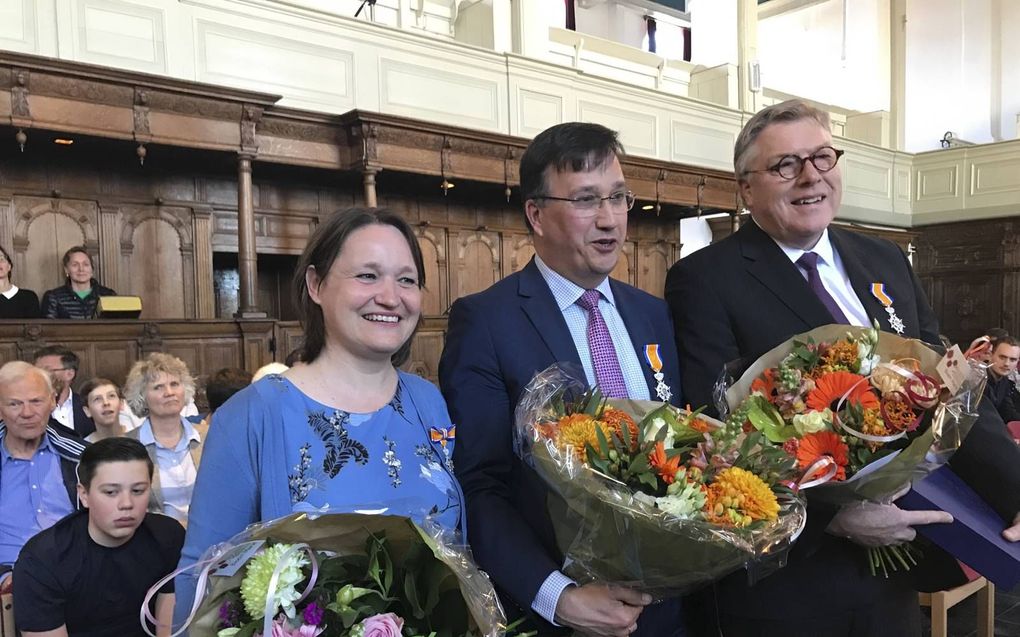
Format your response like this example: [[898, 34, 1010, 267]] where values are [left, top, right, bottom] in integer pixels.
[[746, 396, 797, 443], [594, 423, 611, 458], [404, 570, 425, 618], [234, 621, 259, 637]]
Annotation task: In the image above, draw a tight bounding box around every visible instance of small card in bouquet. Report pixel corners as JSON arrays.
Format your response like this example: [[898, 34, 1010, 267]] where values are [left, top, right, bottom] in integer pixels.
[[899, 465, 1020, 589]]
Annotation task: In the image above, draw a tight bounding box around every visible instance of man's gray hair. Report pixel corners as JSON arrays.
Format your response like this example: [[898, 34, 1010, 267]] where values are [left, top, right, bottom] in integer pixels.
[[0, 360, 55, 396], [733, 99, 832, 180]]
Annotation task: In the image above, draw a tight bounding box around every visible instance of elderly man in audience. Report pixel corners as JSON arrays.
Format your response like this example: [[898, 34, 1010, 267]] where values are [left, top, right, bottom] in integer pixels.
[[0, 361, 87, 590], [40, 246, 116, 319], [14, 437, 184, 637], [124, 353, 205, 527], [33, 345, 95, 439], [80, 377, 127, 443]]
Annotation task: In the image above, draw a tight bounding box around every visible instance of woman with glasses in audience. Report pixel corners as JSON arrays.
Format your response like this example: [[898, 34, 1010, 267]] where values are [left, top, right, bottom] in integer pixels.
[[0, 245, 40, 318], [174, 208, 463, 624], [123, 353, 205, 528]]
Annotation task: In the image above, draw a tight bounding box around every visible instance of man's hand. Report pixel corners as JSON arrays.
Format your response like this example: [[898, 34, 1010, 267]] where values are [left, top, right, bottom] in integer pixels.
[[554, 583, 651, 637], [1004, 512, 1020, 542], [827, 500, 953, 547]]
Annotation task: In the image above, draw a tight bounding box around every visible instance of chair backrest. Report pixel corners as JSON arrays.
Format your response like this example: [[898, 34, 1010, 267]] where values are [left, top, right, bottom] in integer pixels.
[[0, 592, 13, 637]]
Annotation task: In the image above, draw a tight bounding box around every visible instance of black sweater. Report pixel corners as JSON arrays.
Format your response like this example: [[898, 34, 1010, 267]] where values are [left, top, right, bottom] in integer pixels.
[[0, 287, 40, 318]]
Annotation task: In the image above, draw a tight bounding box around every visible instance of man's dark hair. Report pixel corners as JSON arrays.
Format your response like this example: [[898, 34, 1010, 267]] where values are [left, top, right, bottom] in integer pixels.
[[519, 122, 624, 231], [78, 377, 120, 403], [205, 367, 253, 413], [33, 345, 80, 373], [293, 207, 425, 367], [993, 335, 1019, 351], [61, 245, 93, 269], [78, 437, 153, 489]]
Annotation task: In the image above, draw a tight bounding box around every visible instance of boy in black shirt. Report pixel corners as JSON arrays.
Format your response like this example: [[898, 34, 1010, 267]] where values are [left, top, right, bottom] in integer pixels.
[[14, 437, 184, 637]]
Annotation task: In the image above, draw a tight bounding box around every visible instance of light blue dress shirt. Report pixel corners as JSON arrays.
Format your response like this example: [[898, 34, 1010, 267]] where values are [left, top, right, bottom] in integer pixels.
[[0, 436, 74, 565]]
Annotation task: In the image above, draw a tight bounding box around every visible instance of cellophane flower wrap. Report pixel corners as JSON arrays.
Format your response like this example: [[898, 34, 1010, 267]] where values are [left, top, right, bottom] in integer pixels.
[[718, 325, 988, 574], [513, 364, 807, 598], [158, 512, 510, 637]]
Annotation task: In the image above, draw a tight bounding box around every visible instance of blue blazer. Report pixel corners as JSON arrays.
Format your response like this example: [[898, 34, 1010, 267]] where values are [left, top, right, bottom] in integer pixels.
[[439, 259, 681, 625]]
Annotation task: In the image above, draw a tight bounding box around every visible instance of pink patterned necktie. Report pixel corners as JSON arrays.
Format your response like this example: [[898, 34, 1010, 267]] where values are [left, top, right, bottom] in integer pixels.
[[576, 289, 628, 398]]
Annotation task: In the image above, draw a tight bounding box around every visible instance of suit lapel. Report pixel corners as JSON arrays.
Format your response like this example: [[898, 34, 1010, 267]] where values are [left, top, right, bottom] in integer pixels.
[[739, 222, 833, 327], [517, 260, 584, 368], [829, 228, 890, 331]]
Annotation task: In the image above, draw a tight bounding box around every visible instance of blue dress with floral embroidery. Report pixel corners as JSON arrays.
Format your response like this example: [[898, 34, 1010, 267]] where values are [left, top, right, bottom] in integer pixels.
[[174, 371, 463, 626], [276, 375, 461, 530]]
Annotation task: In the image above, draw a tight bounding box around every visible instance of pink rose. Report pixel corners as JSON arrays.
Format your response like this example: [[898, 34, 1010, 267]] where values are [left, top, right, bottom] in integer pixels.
[[361, 613, 404, 637]]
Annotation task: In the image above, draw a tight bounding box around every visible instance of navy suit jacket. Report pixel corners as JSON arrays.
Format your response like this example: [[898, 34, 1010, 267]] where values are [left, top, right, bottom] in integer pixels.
[[440, 259, 681, 626], [665, 222, 1020, 621]]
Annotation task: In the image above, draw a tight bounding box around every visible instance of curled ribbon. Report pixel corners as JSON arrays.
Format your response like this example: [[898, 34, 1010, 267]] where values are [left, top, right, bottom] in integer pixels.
[[832, 359, 938, 444]]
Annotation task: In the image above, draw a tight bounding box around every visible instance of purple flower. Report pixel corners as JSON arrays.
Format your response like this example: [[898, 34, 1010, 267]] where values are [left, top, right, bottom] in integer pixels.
[[218, 600, 240, 628], [362, 613, 404, 637], [302, 602, 323, 626]]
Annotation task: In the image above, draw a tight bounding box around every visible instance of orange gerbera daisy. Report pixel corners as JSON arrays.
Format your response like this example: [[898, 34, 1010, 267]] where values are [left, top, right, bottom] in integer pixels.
[[796, 430, 849, 481], [751, 368, 777, 397], [807, 371, 880, 412], [649, 441, 682, 484]]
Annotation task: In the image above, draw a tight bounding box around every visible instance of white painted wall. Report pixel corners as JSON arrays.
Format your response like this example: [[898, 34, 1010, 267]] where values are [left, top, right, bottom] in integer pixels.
[[758, 0, 890, 113], [903, 0, 997, 151], [680, 217, 714, 257], [996, 1, 1020, 141]]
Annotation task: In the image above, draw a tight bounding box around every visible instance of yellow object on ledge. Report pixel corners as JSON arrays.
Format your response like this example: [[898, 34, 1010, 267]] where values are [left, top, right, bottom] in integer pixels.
[[95, 296, 143, 319]]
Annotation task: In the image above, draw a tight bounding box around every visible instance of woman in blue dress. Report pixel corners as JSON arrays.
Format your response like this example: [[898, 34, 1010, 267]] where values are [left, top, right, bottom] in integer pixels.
[[174, 208, 464, 622]]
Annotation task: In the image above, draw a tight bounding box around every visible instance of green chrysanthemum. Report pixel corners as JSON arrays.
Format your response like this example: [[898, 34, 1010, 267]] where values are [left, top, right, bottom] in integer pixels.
[[240, 544, 309, 619]]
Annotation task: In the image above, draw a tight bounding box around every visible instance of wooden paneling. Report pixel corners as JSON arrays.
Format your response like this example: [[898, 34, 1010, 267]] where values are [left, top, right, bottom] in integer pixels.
[[127, 218, 186, 318]]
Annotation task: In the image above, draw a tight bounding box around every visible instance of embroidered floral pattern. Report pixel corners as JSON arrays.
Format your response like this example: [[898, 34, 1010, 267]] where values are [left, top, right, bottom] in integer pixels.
[[288, 443, 315, 503], [307, 410, 369, 478], [414, 443, 438, 465], [382, 437, 402, 487]]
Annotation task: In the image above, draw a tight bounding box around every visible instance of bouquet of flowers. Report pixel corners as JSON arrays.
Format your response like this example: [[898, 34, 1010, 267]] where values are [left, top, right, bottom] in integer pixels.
[[146, 513, 517, 637], [514, 364, 807, 597], [720, 325, 988, 576]]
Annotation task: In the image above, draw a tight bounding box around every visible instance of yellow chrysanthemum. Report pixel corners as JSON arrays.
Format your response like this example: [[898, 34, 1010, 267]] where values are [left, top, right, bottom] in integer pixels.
[[704, 467, 779, 528], [861, 407, 890, 451], [555, 413, 612, 460]]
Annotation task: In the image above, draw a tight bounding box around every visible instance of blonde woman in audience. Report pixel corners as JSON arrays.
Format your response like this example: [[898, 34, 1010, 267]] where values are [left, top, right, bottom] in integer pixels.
[[123, 353, 205, 527], [80, 377, 127, 443]]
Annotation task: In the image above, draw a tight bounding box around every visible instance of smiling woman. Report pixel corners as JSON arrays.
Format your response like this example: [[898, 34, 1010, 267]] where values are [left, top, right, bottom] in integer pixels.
[[173, 208, 467, 627]]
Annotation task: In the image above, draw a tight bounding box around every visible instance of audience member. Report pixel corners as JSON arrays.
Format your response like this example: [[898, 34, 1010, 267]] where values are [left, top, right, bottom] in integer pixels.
[[40, 246, 116, 319], [175, 208, 462, 626], [284, 347, 303, 367], [79, 378, 127, 443], [0, 362, 87, 584], [123, 353, 204, 527], [440, 122, 683, 636], [984, 336, 1020, 424], [13, 437, 184, 637], [33, 345, 95, 438], [0, 245, 40, 319], [202, 368, 252, 420]]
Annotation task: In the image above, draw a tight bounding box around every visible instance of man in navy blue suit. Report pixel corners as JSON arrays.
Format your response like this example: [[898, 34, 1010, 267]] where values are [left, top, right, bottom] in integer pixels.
[[440, 123, 685, 637]]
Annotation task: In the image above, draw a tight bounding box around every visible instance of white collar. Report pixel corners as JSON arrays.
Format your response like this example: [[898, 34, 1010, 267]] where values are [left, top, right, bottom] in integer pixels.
[[766, 226, 836, 268], [1, 285, 19, 300]]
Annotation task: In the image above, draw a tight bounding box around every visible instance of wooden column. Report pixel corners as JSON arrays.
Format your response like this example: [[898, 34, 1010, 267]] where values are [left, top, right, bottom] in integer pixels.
[[97, 203, 120, 291], [235, 154, 265, 318], [192, 206, 216, 319], [362, 168, 379, 208]]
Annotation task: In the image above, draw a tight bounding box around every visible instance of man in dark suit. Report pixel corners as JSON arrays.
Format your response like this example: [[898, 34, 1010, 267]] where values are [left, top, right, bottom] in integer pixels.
[[440, 122, 685, 637], [33, 345, 95, 438], [665, 99, 1020, 636]]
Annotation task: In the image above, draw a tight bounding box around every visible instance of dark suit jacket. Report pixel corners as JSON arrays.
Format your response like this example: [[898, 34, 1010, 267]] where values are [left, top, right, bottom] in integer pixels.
[[49, 393, 95, 439], [440, 259, 682, 631], [665, 222, 1020, 621]]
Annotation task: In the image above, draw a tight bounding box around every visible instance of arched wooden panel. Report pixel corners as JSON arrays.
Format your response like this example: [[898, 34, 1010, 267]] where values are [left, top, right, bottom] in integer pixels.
[[451, 230, 500, 299], [638, 242, 672, 298], [415, 227, 448, 317], [503, 233, 535, 276], [127, 219, 185, 318], [23, 212, 86, 295], [611, 241, 635, 285]]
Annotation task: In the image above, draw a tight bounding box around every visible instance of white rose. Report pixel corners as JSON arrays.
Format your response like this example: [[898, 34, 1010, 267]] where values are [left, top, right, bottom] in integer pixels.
[[793, 408, 832, 436]]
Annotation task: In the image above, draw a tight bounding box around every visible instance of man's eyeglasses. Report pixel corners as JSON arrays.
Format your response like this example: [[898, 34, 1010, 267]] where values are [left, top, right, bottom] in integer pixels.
[[746, 146, 845, 181], [536, 191, 636, 215]]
